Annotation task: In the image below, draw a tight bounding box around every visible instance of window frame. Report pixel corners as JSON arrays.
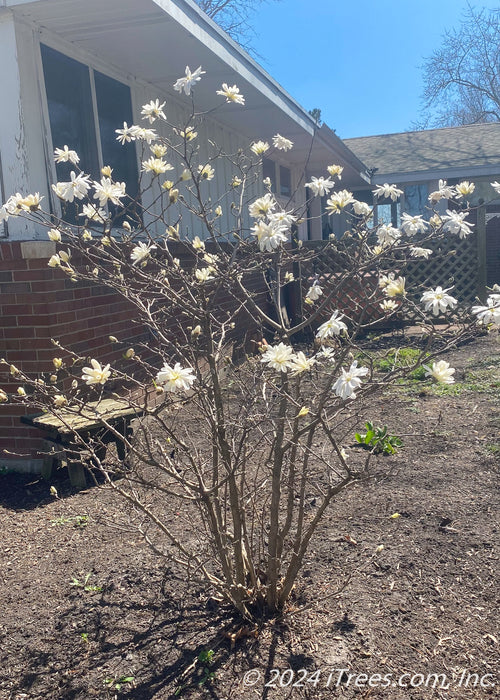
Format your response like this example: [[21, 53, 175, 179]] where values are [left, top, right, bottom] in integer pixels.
[[36, 35, 140, 222], [262, 157, 293, 201]]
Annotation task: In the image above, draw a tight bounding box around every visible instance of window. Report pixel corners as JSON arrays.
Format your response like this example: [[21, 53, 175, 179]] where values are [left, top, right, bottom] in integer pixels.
[[404, 184, 428, 217], [262, 158, 292, 198], [41, 44, 139, 223]]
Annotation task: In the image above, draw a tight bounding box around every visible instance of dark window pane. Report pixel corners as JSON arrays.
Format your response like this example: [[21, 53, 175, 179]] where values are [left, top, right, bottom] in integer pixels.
[[41, 44, 99, 179], [41, 44, 99, 224], [263, 158, 276, 193], [279, 165, 291, 197], [94, 71, 140, 223], [405, 184, 428, 217]]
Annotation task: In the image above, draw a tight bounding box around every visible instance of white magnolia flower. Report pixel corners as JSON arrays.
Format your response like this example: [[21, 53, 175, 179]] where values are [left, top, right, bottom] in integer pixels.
[[115, 122, 141, 144], [401, 213, 427, 236], [441, 209, 474, 239], [130, 242, 157, 266], [54, 145, 79, 165], [0, 390, 8, 403], [378, 273, 394, 289], [380, 299, 399, 312], [325, 190, 355, 213], [195, 267, 215, 282], [176, 127, 197, 143], [423, 360, 455, 384], [150, 143, 168, 158], [333, 361, 369, 400], [384, 276, 406, 298], [53, 394, 67, 408], [353, 200, 371, 216], [156, 362, 196, 392], [317, 346, 335, 361], [249, 193, 276, 218], [316, 310, 347, 341], [306, 176, 335, 197], [216, 83, 245, 104], [141, 157, 174, 175], [82, 359, 111, 385], [261, 342, 295, 372], [173, 65, 205, 95], [327, 164, 343, 179], [52, 171, 91, 203], [78, 203, 107, 223], [251, 220, 288, 252], [290, 351, 316, 375], [421, 286, 458, 316], [93, 177, 126, 207], [198, 164, 215, 181], [272, 134, 293, 151], [471, 295, 500, 325], [410, 246, 433, 259], [192, 235, 205, 251], [48, 254, 61, 268], [429, 179, 456, 203], [305, 283, 323, 302], [377, 224, 401, 248], [455, 181, 475, 198], [268, 210, 296, 228], [491, 181, 500, 194], [231, 176, 242, 188], [373, 183, 403, 202], [47, 228, 61, 242], [16, 193, 43, 211], [133, 127, 158, 144], [250, 140, 269, 155], [141, 99, 166, 123]]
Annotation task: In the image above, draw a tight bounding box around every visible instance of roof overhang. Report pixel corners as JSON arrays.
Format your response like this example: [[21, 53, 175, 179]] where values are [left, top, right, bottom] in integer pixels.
[[5, 0, 369, 186]]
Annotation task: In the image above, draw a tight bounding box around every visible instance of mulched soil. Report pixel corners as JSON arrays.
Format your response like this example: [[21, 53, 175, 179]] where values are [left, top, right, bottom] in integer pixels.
[[0, 333, 499, 700]]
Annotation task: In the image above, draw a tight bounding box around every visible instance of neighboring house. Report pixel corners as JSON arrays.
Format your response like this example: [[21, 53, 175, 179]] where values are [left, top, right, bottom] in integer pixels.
[[0, 0, 369, 471], [344, 123, 500, 289]]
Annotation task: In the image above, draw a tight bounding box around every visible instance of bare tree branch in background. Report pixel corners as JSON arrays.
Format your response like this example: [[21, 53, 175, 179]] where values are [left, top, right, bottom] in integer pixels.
[[414, 5, 500, 129], [195, 0, 278, 52]]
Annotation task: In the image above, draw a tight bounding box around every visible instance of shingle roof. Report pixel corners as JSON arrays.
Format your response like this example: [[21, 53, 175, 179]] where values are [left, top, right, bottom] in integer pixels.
[[344, 123, 500, 176]]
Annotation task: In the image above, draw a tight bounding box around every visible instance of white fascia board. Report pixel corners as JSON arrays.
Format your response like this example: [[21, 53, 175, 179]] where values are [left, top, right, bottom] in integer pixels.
[[154, 0, 316, 134]]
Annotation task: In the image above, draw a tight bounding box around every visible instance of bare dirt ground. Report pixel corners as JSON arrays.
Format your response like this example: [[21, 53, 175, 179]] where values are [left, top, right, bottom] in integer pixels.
[[0, 332, 498, 700]]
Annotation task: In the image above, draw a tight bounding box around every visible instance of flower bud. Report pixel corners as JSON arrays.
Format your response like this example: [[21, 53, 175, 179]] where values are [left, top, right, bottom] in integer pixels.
[[125, 348, 135, 359], [169, 189, 179, 203], [53, 357, 63, 369], [17, 387, 26, 396], [191, 325, 202, 337]]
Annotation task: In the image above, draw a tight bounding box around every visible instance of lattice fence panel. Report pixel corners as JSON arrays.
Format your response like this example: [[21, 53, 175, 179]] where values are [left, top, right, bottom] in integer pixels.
[[295, 232, 479, 327]]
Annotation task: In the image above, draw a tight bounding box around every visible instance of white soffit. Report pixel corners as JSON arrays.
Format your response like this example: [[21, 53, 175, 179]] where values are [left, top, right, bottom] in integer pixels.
[[7, 0, 369, 183]]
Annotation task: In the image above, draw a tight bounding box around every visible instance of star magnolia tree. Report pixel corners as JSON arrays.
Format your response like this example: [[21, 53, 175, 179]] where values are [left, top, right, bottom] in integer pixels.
[[1, 67, 499, 619]]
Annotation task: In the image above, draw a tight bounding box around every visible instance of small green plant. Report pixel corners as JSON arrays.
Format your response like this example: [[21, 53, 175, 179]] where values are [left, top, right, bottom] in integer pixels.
[[80, 632, 89, 643], [51, 514, 89, 528], [355, 422, 403, 455], [104, 676, 135, 691], [70, 572, 103, 592], [174, 649, 216, 696], [197, 649, 215, 687]]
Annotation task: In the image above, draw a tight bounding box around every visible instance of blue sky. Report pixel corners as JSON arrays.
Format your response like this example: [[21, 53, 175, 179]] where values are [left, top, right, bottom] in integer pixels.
[[254, 0, 499, 138]]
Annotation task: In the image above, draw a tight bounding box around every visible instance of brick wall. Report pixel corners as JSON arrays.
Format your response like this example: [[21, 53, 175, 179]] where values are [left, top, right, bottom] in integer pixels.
[[0, 240, 270, 472], [0, 241, 147, 471]]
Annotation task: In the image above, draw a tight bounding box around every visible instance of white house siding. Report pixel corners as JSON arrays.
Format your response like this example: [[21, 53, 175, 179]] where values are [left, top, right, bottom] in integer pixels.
[[1, 12, 308, 243]]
